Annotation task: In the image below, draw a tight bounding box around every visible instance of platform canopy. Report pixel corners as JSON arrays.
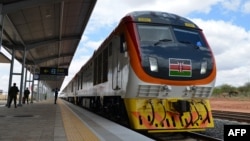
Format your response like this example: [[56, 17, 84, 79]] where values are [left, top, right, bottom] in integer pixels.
[[0, 0, 97, 89], [0, 51, 10, 63]]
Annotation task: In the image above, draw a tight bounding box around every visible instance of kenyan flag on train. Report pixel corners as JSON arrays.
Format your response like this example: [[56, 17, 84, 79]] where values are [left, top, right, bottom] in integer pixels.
[[169, 58, 192, 77]]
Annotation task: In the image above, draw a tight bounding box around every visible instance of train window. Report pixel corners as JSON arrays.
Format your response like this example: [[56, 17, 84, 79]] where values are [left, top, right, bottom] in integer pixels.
[[108, 42, 112, 56], [94, 57, 98, 85], [78, 75, 80, 90], [137, 25, 173, 43], [173, 28, 206, 47], [71, 82, 73, 92], [81, 71, 83, 89], [120, 34, 125, 53], [97, 53, 103, 84], [103, 47, 108, 82], [93, 48, 109, 85]]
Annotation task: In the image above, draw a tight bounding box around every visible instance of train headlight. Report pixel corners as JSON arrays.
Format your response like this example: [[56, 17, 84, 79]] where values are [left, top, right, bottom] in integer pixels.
[[200, 61, 207, 74], [149, 57, 158, 72]]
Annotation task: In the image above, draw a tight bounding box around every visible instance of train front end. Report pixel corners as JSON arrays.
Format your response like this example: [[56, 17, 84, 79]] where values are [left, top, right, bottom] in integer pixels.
[[122, 11, 216, 132]]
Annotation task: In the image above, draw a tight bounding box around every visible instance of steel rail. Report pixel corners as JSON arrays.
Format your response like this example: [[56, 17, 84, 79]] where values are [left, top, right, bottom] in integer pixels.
[[212, 110, 250, 123]]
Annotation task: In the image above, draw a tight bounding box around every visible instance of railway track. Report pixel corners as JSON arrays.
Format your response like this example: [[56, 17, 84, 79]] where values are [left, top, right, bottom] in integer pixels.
[[135, 110, 250, 140], [185, 132, 222, 141], [212, 110, 250, 123], [148, 131, 222, 141]]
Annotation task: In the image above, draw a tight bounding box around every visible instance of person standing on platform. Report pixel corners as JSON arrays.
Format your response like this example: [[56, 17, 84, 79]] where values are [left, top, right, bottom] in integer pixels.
[[54, 88, 59, 104], [24, 87, 30, 104], [8, 83, 19, 108]]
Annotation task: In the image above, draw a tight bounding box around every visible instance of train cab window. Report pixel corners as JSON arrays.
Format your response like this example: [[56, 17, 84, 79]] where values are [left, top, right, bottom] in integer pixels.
[[173, 28, 206, 47], [137, 25, 173, 44]]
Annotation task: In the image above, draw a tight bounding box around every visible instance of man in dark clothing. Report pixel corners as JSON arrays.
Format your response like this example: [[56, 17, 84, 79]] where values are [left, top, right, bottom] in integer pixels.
[[54, 88, 59, 104], [8, 83, 19, 108], [24, 87, 30, 104]]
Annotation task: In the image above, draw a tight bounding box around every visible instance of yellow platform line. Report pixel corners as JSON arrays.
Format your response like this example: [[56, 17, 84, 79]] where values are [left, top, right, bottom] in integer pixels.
[[58, 100, 100, 141]]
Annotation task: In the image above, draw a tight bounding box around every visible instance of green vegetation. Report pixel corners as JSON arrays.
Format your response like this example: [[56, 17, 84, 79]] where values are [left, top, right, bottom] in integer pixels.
[[212, 82, 250, 97]]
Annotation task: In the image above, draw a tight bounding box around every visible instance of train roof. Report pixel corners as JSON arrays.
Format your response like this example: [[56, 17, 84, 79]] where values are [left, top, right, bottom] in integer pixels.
[[123, 11, 200, 29]]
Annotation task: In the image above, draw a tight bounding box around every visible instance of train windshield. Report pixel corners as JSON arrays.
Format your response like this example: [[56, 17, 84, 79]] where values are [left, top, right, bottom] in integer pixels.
[[137, 25, 206, 48], [137, 24, 213, 80], [173, 28, 206, 47], [137, 25, 173, 43]]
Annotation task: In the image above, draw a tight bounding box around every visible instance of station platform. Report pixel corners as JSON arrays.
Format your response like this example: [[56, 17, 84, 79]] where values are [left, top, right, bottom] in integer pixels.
[[0, 99, 155, 141]]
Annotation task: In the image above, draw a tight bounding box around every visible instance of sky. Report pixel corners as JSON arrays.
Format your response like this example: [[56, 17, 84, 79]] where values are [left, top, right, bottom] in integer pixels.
[[0, 0, 250, 92]]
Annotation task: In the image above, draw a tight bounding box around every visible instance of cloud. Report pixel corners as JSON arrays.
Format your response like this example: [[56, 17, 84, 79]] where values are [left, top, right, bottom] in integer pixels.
[[217, 66, 250, 87], [0, 63, 11, 92], [193, 18, 250, 86], [242, 1, 250, 13], [220, 0, 241, 11], [0, 48, 23, 92], [88, 0, 222, 32]]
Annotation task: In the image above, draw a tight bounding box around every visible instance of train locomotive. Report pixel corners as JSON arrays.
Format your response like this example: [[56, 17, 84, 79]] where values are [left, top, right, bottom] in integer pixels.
[[62, 11, 216, 132]]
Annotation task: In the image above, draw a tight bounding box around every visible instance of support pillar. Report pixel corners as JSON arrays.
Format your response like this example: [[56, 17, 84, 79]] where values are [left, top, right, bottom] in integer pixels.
[[31, 66, 35, 103], [18, 48, 26, 106], [6, 47, 16, 106]]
